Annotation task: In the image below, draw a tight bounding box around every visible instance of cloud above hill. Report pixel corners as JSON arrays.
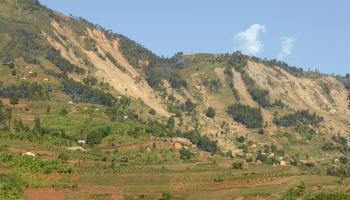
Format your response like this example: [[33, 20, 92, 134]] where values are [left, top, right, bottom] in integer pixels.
[[234, 24, 266, 56], [278, 37, 296, 59]]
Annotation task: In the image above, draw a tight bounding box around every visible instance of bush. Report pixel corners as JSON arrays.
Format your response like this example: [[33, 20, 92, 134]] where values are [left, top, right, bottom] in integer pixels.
[[86, 126, 112, 145], [160, 192, 171, 200], [203, 78, 222, 93], [149, 108, 156, 115], [181, 100, 196, 113], [0, 174, 25, 200], [322, 142, 336, 151], [205, 107, 216, 118], [227, 104, 263, 128], [282, 182, 305, 200], [258, 128, 264, 135], [166, 117, 175, 129], [58, 152, 69, 161], [232, 161, 243, 169], [179, 148, 192, 160]]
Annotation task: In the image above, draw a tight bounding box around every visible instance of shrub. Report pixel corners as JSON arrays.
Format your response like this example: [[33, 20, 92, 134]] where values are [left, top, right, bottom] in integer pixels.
[[0, 174, 25, 200], [179, 148, 192, 160], [205, 107, 216, 118], [282, 182, 305, 200], [203, 78, 222, 93], [149, 108, 156, 115], [160, 192, 171, 200], [322, 142, 336, 151], [232, 161, 243, 169], [181, 100, 195, 113], [258, 128, 264, 135], [58, 152, 69, 161], [166, 117, 175, 129], [86, 126, 112, 145]]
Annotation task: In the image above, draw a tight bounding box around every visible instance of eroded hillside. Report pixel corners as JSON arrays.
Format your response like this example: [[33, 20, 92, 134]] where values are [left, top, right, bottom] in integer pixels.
[[1, 1, 350, 199]]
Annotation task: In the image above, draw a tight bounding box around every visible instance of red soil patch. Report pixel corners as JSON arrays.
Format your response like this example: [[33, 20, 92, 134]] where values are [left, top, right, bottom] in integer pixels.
[[0, 98, 27, 108], [25, 188, 65, 200]]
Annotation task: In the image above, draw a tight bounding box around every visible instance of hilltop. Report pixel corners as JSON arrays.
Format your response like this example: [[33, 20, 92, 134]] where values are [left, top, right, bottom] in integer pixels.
[[1, 0, 350, 199]]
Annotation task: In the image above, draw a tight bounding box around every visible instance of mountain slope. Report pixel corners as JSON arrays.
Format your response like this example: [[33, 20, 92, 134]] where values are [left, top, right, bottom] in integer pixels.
[[1, 1, 350, 199]]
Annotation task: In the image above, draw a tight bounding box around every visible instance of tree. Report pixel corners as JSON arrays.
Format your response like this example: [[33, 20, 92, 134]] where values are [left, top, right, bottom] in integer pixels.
[[227, 104, 263, 128], [160, 192, 171, 200], [46, 105, 51, 115], [0, 101, 5, 126], [205, 107, 216, 118], [180, 147, 192, 160], [149, 108, 156, 115], [340, 156, 348, 164], [60, 107, 68, 115], [9, 96, 19, 105], [8, 63, 15, 69], [5, 108, 12, 126], [34, 117, 41, 133], [58, 152, 69, 161], [258, 128, 264, 135], [166, 116, 175, 129]]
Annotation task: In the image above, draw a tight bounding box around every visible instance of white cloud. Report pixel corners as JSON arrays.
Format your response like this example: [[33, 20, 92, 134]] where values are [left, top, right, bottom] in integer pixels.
[[234, 24, 266, 55], [278, 37, 296, 59]]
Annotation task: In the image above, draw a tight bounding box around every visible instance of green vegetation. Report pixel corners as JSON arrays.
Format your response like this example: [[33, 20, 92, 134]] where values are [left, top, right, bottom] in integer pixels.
[[203, 78, 222, 93], [273, 110, 323, 127], [282, 182, 305, 200], [304, 190, 350, 200], [105, 52, 126, 72], [241, 72, 270, 108], [179, 147, 193, 160], [0, 82, 50, 101], [181, 131, 219, 154], [251, 56, 304, 77], [224, 66, 240, 101], [61, 76, 116, 107], [225, 51, 247, 72], [205, 107, 216, 118], [282, 182, 350, 200], [227, 104, 263, 128], [46, 48, 85, 74], [0, 1, 350, 199], [0, 174, 25, 200]]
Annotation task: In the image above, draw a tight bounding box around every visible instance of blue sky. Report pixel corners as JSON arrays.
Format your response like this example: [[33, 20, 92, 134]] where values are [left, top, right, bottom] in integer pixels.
[[40, 0, 350, 75]]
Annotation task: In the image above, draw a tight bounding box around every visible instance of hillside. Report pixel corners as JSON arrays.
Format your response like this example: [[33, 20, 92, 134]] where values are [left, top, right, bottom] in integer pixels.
[[1, 0, 350, 199]]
